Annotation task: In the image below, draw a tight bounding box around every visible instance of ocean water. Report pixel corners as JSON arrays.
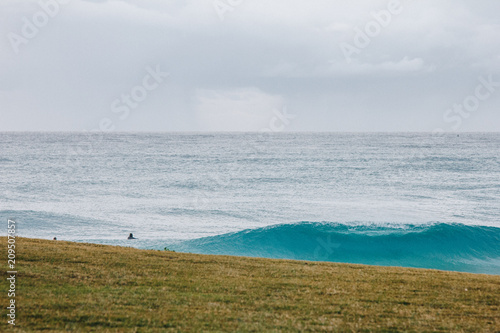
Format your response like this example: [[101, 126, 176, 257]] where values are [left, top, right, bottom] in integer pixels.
[[1, 132, 499, 274]]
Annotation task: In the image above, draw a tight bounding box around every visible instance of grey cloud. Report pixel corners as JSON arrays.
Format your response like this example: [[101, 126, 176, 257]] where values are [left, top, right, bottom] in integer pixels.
[[0, 0, 499, 131]]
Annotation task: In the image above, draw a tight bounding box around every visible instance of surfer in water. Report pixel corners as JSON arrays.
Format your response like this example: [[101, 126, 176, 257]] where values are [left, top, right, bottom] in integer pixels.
[[128, 233, 136, 240]]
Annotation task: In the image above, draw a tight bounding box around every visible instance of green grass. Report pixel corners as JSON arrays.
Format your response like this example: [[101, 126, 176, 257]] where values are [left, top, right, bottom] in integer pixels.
[[1, 237, 499, 332]]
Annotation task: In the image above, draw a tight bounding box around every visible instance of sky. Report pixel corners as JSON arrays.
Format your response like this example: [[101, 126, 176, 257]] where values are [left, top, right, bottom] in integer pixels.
[[1, 0, 499, 132]]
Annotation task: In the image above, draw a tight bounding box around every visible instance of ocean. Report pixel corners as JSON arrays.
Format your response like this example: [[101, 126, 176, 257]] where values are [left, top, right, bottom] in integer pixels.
[[1, 132, 499, 274]]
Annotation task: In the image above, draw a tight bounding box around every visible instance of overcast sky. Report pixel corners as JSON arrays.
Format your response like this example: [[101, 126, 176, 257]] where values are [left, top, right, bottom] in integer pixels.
[[1, 0, 499, 132]]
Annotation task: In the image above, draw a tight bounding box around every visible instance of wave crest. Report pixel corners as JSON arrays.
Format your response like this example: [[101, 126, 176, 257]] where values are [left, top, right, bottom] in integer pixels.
[[177, 222, 500, 275]]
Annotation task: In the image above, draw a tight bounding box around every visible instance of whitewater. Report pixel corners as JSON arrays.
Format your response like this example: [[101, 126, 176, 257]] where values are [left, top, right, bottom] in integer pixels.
[[1, 132, 499, 274]]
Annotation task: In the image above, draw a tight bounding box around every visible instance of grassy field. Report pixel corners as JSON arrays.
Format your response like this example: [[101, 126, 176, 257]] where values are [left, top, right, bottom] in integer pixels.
[[1, 237, 499, 332]]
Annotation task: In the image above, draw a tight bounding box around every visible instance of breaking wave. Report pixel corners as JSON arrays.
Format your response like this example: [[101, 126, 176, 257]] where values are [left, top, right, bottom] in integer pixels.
[[176, 222, 500, 275]]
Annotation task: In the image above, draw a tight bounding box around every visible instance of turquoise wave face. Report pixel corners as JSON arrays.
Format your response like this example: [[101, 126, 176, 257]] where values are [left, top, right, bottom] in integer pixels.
[[3, 209, 499, 275], [176, 222, 500, 275]]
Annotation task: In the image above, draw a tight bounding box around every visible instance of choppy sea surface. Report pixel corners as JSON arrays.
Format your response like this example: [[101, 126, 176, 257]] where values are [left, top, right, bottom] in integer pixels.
[[1, 132, 499, 274]]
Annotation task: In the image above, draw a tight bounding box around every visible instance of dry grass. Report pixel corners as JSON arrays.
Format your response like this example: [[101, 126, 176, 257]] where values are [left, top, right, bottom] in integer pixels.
[[1, 237, 499, 332]]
